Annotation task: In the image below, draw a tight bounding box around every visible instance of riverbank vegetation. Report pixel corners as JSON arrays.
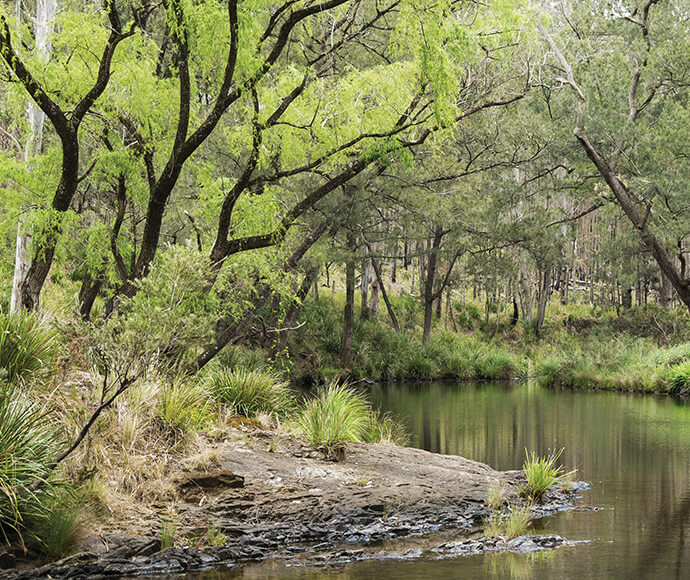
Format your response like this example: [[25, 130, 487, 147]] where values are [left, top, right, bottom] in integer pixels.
[[0, 0, 689, 567]]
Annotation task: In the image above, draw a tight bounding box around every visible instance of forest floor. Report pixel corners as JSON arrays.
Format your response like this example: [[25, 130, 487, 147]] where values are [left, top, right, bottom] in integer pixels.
[[4, 424, 585, 578]]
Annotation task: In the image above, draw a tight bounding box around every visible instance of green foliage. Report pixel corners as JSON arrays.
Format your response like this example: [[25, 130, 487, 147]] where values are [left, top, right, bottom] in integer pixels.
[[520, 448, 574, 503], [0, 381, 64, 546], [98, 245, 218, 373], [364, 409, 408, 446], [210, 368, 294, 419], [32, 490, 83, 559], [159, 517, 176, 550], [0, 310, 57, 384], [484, 503, 532, 539]]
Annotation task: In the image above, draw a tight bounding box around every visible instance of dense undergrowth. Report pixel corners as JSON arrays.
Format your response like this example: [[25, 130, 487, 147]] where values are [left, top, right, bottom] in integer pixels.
[[1, 295, 688, 560]]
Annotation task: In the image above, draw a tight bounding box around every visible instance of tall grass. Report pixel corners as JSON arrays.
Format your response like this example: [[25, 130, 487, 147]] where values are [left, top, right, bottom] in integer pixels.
[[297, 383, 370, 455], [297, 383, 407, 456], [0, 381, 63, 546], [210, 368, 295, 418], [0, 311, 56, 383]]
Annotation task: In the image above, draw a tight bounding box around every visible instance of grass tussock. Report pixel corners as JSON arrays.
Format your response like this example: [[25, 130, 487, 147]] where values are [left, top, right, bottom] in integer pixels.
[[520, 449, 575, 503], [0, 310, 57, 384], [0, 381, 66, 548], [297, 382, 407, 457], [209, 368, 295, 419], [484, 503, 532, 539]]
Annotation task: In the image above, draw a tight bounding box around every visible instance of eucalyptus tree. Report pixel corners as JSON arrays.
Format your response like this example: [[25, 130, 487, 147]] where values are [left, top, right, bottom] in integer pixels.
[[0, 0, 537, 317], [538, 0, 690, 311]]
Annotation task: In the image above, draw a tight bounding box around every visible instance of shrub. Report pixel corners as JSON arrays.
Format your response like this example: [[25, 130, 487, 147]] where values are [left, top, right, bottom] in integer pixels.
[[210, 368, 294, 418], [520, 448, 574, 502], [297, 383, 371, 456], [0, 311, 56, 383], [0, 382, 63, 545]]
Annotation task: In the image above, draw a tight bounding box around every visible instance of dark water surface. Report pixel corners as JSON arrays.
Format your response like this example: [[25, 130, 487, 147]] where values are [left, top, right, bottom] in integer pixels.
[[201, 381, 690, 579]]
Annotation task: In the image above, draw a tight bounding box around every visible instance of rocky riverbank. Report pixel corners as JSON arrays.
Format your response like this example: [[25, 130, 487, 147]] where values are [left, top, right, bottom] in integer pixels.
[[2, 427, 588, 579]]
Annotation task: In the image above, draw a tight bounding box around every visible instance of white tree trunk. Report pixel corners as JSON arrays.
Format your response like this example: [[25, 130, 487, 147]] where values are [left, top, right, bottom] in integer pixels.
[[10, 0, 56, 312]]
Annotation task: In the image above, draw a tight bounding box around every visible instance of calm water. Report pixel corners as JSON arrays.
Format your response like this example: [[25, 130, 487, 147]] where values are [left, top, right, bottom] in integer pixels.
[[200, 381, 690, 579]]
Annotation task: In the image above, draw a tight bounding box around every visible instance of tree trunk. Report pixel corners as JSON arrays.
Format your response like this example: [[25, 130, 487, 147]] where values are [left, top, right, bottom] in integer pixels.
[[10, 0, 56, 313], [660, 273, 674, 311], [422, 232, 442, 344], [371, 258, 399, 331], [340, 254, 356, 366], [574, 128, 690, 312], [535, 269, 552, 335], [360, 250, 370, 319]]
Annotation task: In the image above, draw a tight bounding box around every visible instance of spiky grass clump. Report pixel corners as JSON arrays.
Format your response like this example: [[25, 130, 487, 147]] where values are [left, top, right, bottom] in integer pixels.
[[521, 448, 574, 502], [297, 383, 371, 456], [158, 380, 213, 436], [504, 503, 532, 538], [667, 361, 690, 394], [297, 383, 407, 456], [210, 368, 294, 418], [0, 311, 56, 383], [0, 382, 63, 545]]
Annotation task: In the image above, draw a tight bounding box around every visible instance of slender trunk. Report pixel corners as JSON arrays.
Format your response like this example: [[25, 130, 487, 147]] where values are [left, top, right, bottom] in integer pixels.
[[340, 254, 356, 366], [371, 258, 399, 331], [360, 250, 370, 319], [78, 275, 103, 321], [535, 269, 552, 335], [422, 232, 442, 344], [660, 273, 674, 311]]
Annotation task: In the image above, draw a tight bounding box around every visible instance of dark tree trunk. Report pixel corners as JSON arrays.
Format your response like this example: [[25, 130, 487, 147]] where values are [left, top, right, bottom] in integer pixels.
[[371, 258, 399, 331], [340, 255, 356, 366], [422, 232, 442, 344], [78, 275, 103, 321]]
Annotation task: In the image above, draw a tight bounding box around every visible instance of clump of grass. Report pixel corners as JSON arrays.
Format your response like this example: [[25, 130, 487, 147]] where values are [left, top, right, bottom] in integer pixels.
[[0, 381, 64, 546], [486, 479, 505, 511], [0, 311, 57, 383], [483, 503, 531, 539], [297, 382, 371, 457], [158, 379, 213, 436], [520, 448, 575, 502], [364, 409, 408, 446], [297, 383, 407, 457], [160, 517, 177, 550], [667, 361, 690, 394], [210, 368, 294, 418], [504, 503, 532, 538], [203, 520, 227, 547], [33, 491, 83, 558]]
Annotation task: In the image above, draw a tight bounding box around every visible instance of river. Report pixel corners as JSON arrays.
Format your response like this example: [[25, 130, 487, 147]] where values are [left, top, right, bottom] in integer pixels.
[[194, 381, 690, 579]]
